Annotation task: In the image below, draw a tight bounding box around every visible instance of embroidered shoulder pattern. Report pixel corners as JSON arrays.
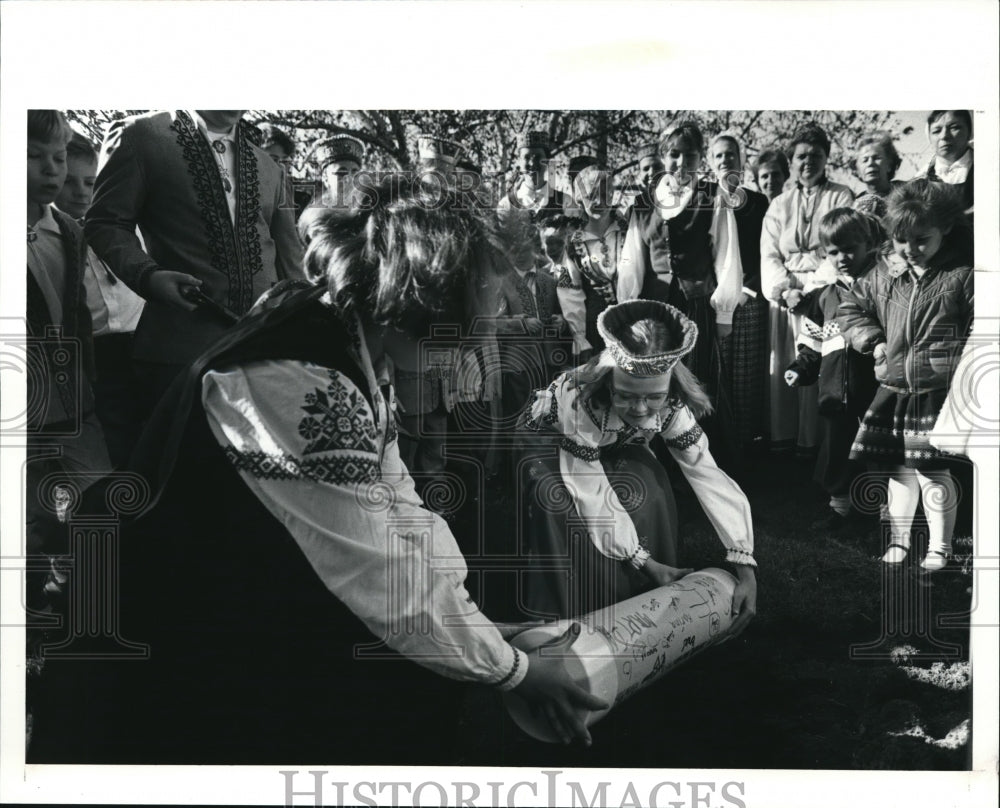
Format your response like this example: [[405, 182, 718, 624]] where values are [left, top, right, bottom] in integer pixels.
[[663, 424, 703, 450], [297, 371, 379, 455], [522, 381, 560, 431], [223, 446, 380, 485]]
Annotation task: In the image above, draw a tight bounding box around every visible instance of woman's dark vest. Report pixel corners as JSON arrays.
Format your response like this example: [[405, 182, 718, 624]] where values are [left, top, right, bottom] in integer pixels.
[[32, 286, 456, 765]]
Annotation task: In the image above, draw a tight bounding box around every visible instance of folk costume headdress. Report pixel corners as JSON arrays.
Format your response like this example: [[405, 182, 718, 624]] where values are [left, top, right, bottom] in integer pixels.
[[517, 130, 551, 156], [417, 134, 465, 166], [597, 300, 698, 378], [313, 135, 365, 169]]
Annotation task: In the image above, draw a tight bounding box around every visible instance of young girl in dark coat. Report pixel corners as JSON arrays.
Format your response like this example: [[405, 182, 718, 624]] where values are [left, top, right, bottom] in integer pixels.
[[838, 180, 973, 571]]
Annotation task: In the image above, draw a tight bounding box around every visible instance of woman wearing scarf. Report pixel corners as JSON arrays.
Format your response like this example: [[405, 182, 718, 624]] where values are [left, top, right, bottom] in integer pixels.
[[760, 123, 854, 452], [709, 132, 771, 450]]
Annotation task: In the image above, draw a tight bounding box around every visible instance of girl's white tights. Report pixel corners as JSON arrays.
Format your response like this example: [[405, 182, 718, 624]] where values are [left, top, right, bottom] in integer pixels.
[[883, 466, 957, 568]]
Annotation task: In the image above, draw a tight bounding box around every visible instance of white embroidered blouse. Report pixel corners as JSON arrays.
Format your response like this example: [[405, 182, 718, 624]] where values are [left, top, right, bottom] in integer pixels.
[[200, 326, 527, 691], [523, 374, 756, 569]]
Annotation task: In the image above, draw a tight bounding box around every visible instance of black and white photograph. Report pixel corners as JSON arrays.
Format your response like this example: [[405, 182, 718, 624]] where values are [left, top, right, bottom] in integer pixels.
[[1, 2, 998, 807]]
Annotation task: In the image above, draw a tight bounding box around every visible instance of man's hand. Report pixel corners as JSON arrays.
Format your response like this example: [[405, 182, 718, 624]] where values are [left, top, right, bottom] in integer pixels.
[[514, 623, 610, 746], [145, 271, 203, 311], [784, 369, 801, 387], [782, 288, 804, 311]]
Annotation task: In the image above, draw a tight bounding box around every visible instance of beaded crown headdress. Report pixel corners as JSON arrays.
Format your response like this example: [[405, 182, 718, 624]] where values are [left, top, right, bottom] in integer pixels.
[[313, 135, 365, 168], [517, 130, 551, 154], [597, 300, 698, 377]]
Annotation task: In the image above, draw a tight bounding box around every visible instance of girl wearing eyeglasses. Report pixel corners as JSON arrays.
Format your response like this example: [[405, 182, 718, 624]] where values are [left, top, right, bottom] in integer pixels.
[[520, 300, 757, 635]]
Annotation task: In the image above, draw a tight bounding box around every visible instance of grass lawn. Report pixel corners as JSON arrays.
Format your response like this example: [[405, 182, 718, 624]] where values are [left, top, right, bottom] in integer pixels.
[[452, 449, 974, 769]]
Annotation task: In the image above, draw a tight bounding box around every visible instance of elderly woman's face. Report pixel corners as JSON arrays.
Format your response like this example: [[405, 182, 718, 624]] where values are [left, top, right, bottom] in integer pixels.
[[929, 112, 971, 165], [856, 144, 892, 190], [791, 143, 827, 187], [662, 137, 702, 185]]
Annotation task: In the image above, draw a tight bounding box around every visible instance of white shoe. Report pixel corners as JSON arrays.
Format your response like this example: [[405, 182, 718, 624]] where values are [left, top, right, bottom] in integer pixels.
[[920, 550, 951, 572]]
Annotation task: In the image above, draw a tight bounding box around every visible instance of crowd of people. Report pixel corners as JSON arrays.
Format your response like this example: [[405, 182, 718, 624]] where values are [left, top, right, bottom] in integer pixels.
[[24, 109, 976, 762]]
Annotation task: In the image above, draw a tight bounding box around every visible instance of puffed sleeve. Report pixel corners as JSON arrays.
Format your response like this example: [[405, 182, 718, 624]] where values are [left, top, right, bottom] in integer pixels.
[[616, 210, 649, 303], [760, 193, 791, 302], [523, 377, 649, 569], [660, 404, 756, 566], [201, 360, 527, 690]]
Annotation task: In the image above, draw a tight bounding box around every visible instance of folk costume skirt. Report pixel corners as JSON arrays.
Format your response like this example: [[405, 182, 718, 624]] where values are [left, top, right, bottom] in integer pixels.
[[521, 443, 678, 621], [850, 386, 951, 471]]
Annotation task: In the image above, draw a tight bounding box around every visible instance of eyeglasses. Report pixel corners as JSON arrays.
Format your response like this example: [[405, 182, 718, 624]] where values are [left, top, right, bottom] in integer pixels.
[[610, 386, 670, 409]]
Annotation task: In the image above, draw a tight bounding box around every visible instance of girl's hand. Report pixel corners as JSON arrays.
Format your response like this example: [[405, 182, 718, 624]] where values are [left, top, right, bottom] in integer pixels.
[[513, 623, 610, 746], [784, 369, 800, 387], [729, 566, 757, 637], [873, 342, 888, 381], [642, 558, 694, 587]]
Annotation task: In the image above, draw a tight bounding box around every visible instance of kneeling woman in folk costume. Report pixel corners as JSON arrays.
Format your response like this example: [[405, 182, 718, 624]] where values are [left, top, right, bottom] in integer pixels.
[[520, 300, 757, 630], [30, 178, 607, 765]]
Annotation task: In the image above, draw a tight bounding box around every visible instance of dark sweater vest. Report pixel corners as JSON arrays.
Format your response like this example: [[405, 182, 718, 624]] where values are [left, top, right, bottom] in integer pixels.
[[635, 178, 719, 304]]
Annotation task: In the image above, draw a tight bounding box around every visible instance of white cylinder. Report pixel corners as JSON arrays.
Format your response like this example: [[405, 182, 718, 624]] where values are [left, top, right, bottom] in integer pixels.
[[503, 568, 738, 742]]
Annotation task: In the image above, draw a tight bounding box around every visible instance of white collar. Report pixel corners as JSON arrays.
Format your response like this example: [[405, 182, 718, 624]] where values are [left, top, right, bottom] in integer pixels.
[[30, 204, 60, 234], [187, 110, 237, 141], [933, 148, 973, 182]]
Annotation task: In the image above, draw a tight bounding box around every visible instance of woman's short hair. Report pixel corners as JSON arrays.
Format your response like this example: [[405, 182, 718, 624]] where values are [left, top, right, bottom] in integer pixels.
[[818, 207, 887, 250], [751, 149, 789, 181], [855, 131, 902, 179], [28, 110, 72, 145], [66, 131, 98, 163], [658, 121, 705, 157], [303, 176, 506, 333], [926, 110, 973, 135], [883, 178, 966, 242], [788, 123, 832, 158]]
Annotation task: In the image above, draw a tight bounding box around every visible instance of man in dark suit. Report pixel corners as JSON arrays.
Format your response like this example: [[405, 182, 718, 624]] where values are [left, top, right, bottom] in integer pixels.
[[85, 110, 304, 407]]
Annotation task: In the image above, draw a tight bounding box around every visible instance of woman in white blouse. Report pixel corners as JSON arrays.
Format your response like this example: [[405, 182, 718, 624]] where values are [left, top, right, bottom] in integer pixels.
[[45, 178, 607, 763], [760, 123, 854, 452], [521, 299, 757, 633]]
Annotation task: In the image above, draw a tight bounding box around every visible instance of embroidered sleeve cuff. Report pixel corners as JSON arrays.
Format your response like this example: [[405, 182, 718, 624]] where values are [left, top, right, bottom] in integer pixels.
[[625, 545, 651, 570], [726, 548, 757, 567], [495, 646, 529, 692]]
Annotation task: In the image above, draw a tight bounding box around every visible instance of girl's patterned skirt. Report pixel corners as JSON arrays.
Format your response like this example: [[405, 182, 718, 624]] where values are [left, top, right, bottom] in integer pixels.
[[850, 386, 951, 470]]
